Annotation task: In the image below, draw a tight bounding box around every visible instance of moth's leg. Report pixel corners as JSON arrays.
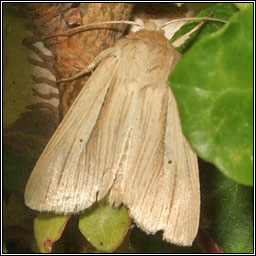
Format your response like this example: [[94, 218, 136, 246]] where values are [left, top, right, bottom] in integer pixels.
[[57, 47, 114, 83]]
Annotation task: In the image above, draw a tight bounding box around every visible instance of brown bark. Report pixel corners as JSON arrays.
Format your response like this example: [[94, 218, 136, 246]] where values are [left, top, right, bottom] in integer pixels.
[[30, 3, 134, 117]]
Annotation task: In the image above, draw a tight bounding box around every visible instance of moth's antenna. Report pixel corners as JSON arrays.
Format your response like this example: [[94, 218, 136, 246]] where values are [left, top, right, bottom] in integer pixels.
[[161, 16, 227, 29], [45, 21, 142, 39], [172, 19, 208, 48]]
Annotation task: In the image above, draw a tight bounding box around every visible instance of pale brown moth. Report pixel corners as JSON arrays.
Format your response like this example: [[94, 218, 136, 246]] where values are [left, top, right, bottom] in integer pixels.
[[24, 17, 226, 246]]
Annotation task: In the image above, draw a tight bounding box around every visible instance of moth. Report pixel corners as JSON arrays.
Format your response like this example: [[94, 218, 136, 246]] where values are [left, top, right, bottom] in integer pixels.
[[24, 17, 226, 246]]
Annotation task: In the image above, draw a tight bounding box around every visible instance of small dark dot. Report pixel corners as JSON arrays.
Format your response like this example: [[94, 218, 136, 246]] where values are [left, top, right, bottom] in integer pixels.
[[100, 241, 104, 245], [168, 160, 172, 164], [80, 139, 83, 142]]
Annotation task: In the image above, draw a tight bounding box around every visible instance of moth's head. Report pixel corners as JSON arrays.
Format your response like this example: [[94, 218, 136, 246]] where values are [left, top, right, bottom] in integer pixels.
[[143, 20, 160, 31], [129, 18, 191, 40]]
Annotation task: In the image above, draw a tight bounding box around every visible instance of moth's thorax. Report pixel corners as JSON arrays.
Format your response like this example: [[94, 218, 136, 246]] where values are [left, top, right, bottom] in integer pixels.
[[113, 29, 181, 88]]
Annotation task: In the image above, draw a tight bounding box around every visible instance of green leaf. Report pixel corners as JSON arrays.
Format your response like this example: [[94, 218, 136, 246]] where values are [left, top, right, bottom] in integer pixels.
[[171, 3, 238, 53], [170, 5, 253, 185], [200, 162, 253, 253], [79, 201, 131, 252], [34, 213, 70, 253], [234, 3, 253, 10]]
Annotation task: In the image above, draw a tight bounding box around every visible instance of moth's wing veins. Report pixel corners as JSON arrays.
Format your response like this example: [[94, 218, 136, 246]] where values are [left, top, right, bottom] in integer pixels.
[[163, 90, 200, 246], [24, 54, 119, 214], [120, 82, 172, 232], [120, 85, 200, 246]]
